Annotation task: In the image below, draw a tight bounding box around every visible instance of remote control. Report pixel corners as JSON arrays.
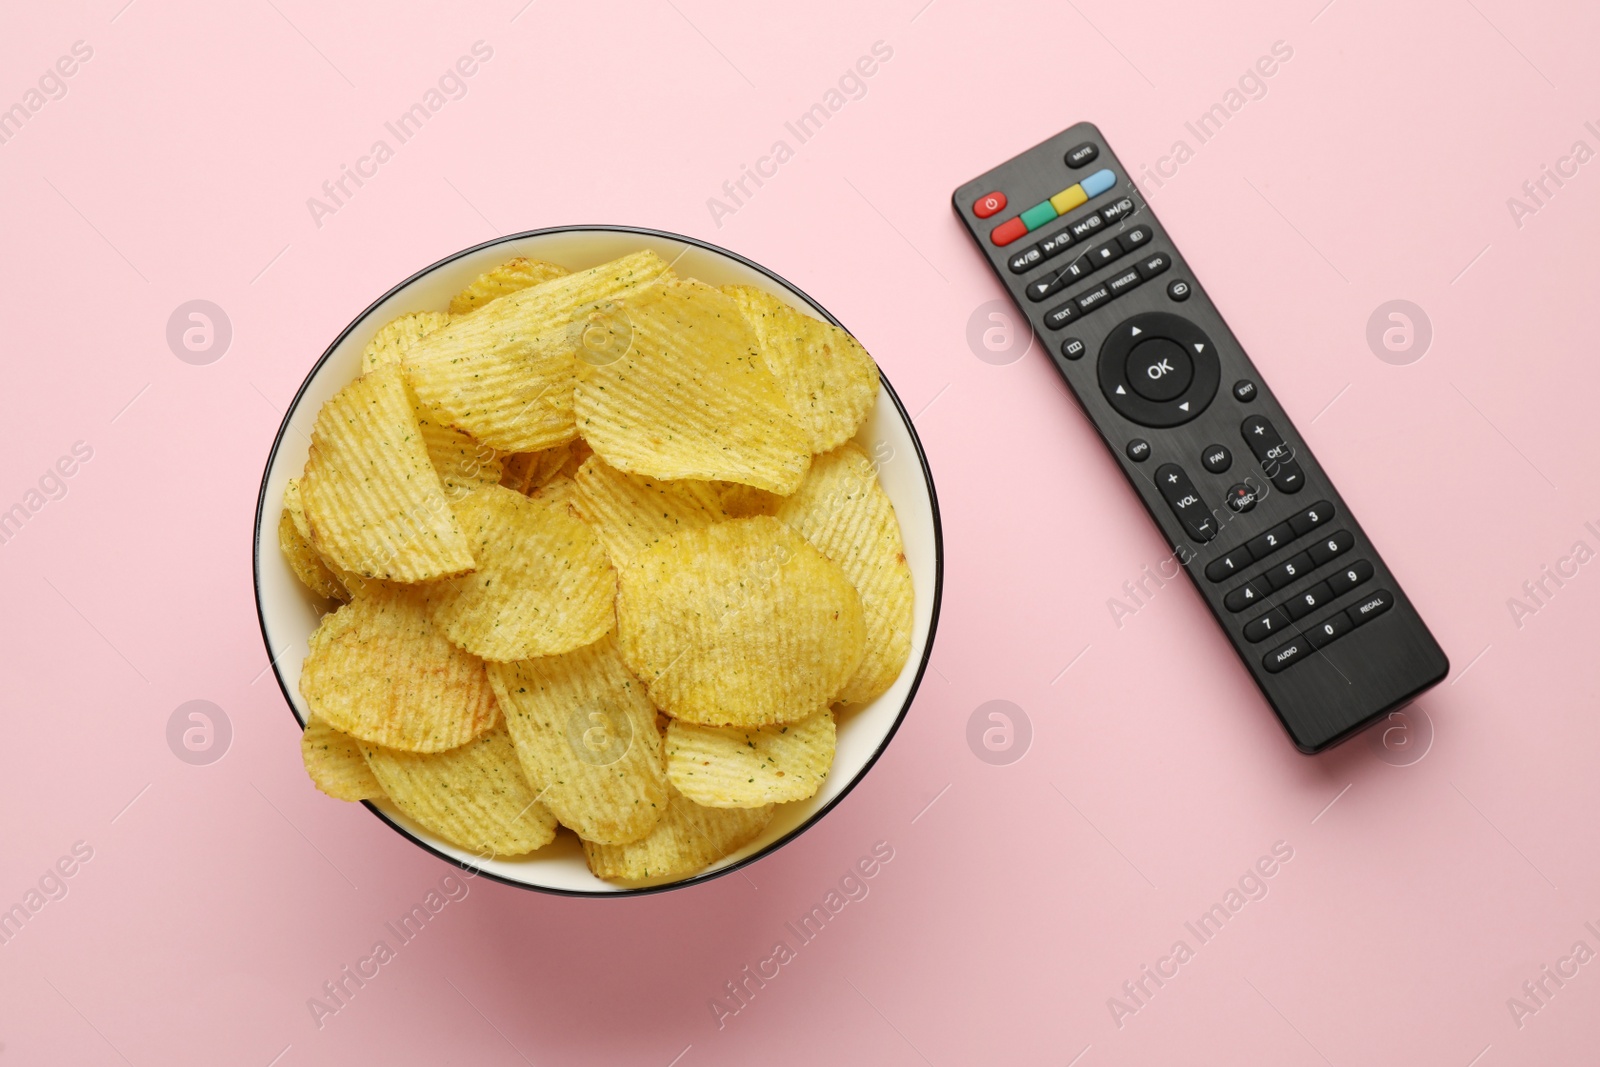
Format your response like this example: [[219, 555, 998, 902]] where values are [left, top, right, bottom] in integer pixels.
[[953, 123, 1448, 753]]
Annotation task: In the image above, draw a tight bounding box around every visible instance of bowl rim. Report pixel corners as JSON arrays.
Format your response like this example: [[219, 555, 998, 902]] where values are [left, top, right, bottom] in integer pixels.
[[251, 223, 944, 897]]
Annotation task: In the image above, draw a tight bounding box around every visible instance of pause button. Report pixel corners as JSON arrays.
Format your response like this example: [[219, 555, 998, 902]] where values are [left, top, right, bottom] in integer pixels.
[[1127, 338, 1193, 402]]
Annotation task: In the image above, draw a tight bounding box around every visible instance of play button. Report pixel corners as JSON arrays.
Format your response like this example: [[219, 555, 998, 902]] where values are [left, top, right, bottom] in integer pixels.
[[1127, 338, 1193, 402]]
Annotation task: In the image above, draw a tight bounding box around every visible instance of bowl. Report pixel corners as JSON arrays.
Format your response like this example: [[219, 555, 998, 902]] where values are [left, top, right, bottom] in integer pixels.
[[252, 226, 943, 895]]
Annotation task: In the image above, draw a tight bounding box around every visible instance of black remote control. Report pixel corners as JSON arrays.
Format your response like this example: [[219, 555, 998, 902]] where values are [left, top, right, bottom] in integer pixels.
[[953, 123, 1448, 753]]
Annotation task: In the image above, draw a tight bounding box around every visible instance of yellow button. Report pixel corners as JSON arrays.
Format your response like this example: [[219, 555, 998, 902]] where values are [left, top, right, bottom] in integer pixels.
[[1050, 184, 1087, 214]]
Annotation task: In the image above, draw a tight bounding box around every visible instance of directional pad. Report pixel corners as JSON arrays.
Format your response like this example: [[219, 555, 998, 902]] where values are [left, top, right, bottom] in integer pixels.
[[1097, 313, 1220, 428]]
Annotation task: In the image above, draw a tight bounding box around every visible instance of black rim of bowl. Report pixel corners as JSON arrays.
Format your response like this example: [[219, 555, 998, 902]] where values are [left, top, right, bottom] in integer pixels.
[[251, 224, 945, 898]]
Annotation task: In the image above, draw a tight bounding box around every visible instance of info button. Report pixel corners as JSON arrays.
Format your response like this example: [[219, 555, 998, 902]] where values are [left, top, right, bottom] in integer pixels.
[[1127, 338, 1193, 402]]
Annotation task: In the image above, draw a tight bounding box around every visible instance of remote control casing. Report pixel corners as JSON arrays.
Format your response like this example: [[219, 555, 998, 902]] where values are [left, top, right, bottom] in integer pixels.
[[953, 122, 1448, 753]]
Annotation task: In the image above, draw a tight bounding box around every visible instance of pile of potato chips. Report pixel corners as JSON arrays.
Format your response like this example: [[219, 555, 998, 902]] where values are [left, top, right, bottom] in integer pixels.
[[281, 250, 914, 884]]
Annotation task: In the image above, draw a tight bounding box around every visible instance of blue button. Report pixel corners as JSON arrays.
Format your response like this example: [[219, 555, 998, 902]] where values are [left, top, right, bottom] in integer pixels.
[[1080, 168, 1116, 198]]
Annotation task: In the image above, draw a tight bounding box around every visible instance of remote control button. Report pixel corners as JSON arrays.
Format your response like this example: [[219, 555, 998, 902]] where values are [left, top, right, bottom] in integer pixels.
[[1067, 212, 1105, 241], [1287, 501, 1334, 536], [1245, 521, 1294, 560], [1076, 284, 1113, 314], [1201, 445, 1231, 473], [1167, 279, 1191, 301], [1025, 270, 1067, 303], [1057, 254, 1095, 285], [1325, 559, 1374, 596], [990, 217, 1028, 246], [1204, 545, 1253, 582], [1117, 225, 1153, 253], [1285, 579, 1334, 620], [1263, 635, 1311, 673], [1233, 379, 1257, 402], [974, 192, 1007, 219], [1135, 252, 1171, 280], [1021, 200, 1058, 231], [1097, 313, 1221, 429], [1007, 245, 1044, 273], [1080, 168, 1117, 197], [1043, 302, 1078, 330], [1224, 577, 1273, 613], [1106, 266, 1143, 298], [1239, 416, 1295, 465], [1269, 458, 1305, 494], [1346, 588, 1394, 627], [1154, 463, 1217, 541], [1263, 550, 1315, 591], [1061, 337, 1086, 360], [1065, 142, 1099, 168], [1100, 197, 1136, 224], [1127, 338, 1192, 402], [1088, 242, 1124, 268], [1243, 606, 1293, 643], [1307, 529, 1354, 566], [1039, 230, 1076, 259], [1050, 185, 1088, 215], [1224, 483, 1259, 513], [1305, 612, 1353, 650], [1125, 438, 1151, 462]]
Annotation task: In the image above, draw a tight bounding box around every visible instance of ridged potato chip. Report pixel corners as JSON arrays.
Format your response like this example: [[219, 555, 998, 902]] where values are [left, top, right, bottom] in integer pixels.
[[725, 284, 880, 453], [448, 257, 570, 316], [575, 278, 811, 494], [405, 250, 671, 452], [279, 480, 346, 600], [363, 725, 557, 856], [300, 584, 498, 752], [417, 407, 502, 500], [714, 482, 781, 519], [582, 786, 773, 882], [616, 516, 866, 726], [571, 454, 729, 564], [362, 311, 451, 373], [301, 716, 383, 801], [430, 485, 615, 661], [666, 708, 834, 808], [776, 443, 914, 705], [487, 636, 668, 845], [302, 364, 474, 582], [499, 442, 575, 495]]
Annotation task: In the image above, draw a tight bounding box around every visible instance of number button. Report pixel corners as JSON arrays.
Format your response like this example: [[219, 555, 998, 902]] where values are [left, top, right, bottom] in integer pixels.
[[1204, 545, 1255, 582], [1243, 606, 1293, 643], [1286, 580, 1334, 620], [1288, 501, 1334, 536], [1245, 522, 1295, 562], [1326, 558, 1374, 595], [1264, 550, 1315, 591], [1306, 612, 1354, 649], [1224, 577, 1273, 613], [1308, 529, 1355, 565]]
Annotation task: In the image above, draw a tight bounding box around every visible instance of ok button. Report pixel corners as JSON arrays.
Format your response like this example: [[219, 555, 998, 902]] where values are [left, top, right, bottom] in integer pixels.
[[1127, 338, 1193, 402]]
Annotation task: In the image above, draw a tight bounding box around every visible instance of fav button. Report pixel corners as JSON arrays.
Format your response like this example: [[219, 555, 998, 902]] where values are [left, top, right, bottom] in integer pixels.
[[974, 191, 1007, 218]]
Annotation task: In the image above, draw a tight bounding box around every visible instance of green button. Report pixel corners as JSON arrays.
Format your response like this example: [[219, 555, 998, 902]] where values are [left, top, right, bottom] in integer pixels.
[[1020, 200, 1057, 231]]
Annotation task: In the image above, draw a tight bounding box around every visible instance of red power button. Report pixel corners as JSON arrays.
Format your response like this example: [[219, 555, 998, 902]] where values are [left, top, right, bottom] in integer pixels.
[[973, 191, 1007, 218]]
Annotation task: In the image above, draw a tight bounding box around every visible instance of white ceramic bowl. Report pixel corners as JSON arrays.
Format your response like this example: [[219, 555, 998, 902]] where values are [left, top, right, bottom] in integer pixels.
[[252, 227, 943, 895]]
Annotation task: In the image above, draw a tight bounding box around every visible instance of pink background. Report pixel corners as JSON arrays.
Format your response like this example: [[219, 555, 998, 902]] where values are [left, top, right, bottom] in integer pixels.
[[1, 0, 1597, 1063]]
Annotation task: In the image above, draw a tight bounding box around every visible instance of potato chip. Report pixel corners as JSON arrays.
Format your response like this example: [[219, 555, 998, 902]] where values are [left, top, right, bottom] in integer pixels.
[[416, 406, 502, 500], [362, 725, 557, 856], [362, 311, 451, 373], [713, 482, 781, 519], [301, 364, 474, 582], [279, 481, 347, 601], [487, 636, 668, 845], [405, 250, 672, 452], [574, 277, 811, 494], [430, 485, 615, 661], [724, 284, 880, 453], [666, 707, 834, 808], [571, 454, 729, 564], [582, 786, 773, 882], [616, 516, 866, 726], [448, 257, 570, 316], [559, 438, 592, 478], [499, 441, 576, 495], [301, 716, 383, 801], [299, 583, 498, 752], [776, 443, 914, 705]]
